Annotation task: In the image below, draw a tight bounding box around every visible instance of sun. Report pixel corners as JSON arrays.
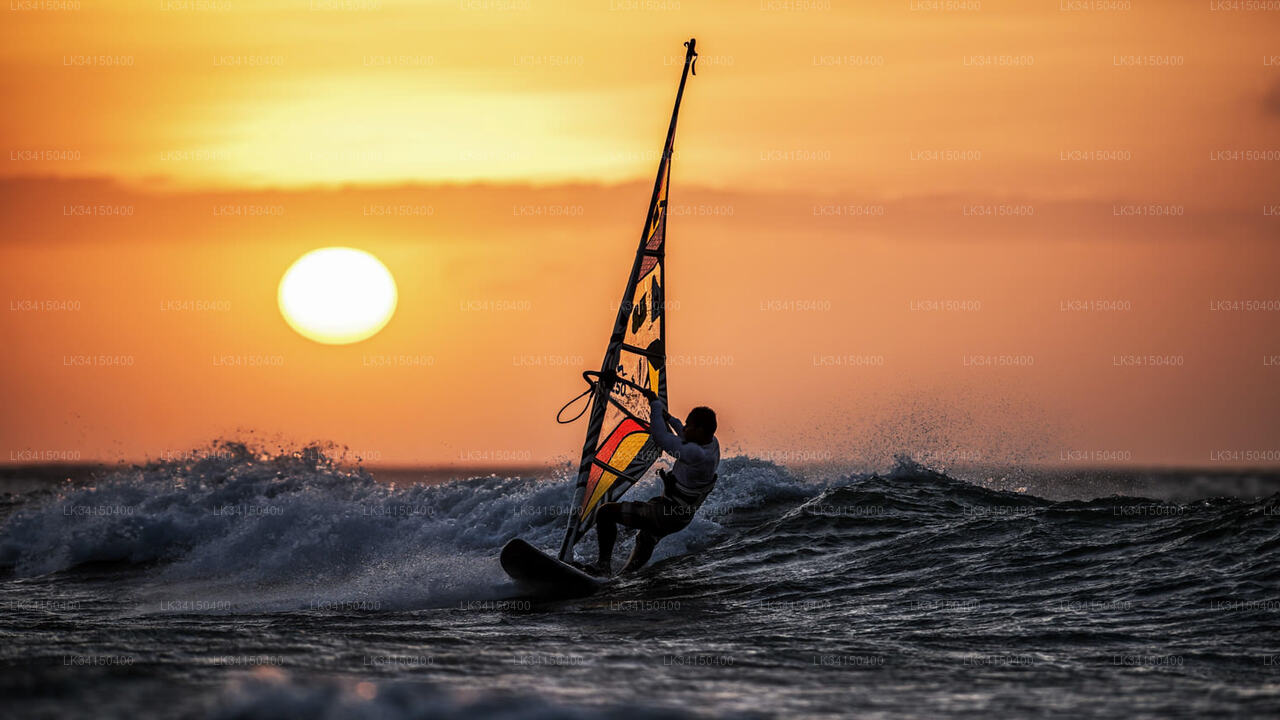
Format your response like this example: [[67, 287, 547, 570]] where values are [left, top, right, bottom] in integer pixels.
[[278, 247, 398, 345]]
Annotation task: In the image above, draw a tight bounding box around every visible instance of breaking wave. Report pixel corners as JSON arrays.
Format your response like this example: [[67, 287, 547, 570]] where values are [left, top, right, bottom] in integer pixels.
[[1, 444, 1276, 617]]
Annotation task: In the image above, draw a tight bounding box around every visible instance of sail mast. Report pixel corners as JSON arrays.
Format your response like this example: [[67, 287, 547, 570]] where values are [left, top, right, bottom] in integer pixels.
[[558, 39, 698, 561], [643, 37, 696, 269]]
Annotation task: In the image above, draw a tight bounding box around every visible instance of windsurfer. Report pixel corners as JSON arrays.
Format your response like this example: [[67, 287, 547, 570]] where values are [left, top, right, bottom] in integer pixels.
[[588, 393, 719, 576]]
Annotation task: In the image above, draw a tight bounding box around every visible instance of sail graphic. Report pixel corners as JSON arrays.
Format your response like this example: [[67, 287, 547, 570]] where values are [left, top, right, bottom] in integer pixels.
[[558, 39, 697, 561]]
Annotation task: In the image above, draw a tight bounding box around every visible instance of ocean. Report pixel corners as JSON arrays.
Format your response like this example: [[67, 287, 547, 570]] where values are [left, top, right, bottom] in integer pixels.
[[1, 444, 1277, 719]]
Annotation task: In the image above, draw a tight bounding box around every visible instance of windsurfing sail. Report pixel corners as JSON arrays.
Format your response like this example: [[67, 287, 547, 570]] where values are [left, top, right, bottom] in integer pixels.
[[557, 38, 698, 561]]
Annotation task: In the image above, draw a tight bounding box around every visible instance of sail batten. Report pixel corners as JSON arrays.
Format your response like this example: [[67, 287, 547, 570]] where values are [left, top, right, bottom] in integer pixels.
[[558, 39, 697, 561]]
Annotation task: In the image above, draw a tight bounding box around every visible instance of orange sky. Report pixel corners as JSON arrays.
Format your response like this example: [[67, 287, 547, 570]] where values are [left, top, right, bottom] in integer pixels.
[[2, 1, 1279, 468]]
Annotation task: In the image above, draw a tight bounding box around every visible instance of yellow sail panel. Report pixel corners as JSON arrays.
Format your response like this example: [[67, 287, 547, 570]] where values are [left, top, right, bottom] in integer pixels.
[[582, 431, 652, 516]]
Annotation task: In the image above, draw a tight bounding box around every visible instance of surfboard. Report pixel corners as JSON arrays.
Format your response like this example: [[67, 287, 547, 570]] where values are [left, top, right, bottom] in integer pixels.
[[500, 38, 697, 592], [500, 538, 604, 599]]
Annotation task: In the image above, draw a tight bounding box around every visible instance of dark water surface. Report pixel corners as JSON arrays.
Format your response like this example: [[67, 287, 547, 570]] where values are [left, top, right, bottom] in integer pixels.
[[2, 448, 1277, 718]]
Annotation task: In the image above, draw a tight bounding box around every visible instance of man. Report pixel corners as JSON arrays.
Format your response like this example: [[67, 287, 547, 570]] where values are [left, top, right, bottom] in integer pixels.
[[589, 392, 720, 576]]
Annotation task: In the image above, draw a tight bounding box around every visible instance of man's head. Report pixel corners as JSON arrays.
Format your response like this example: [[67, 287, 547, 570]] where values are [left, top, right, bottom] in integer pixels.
[[683, 406, 717, 444]]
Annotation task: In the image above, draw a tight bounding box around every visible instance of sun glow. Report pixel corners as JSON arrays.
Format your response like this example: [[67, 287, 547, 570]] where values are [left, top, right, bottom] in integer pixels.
[[278, 247, 397, 345]]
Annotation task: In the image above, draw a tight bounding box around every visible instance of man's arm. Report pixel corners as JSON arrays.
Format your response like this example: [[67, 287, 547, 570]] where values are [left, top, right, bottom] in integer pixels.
[[645, 388, 683, 434], [648, 397, 706, 464]]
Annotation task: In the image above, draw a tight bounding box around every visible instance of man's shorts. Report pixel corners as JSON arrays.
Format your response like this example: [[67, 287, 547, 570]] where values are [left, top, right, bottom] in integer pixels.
[[615, 496, 695, 538]]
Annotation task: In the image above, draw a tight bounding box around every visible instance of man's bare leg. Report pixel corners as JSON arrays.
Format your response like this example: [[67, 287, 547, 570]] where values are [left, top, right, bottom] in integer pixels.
[[619, 532, 658, 575], [590, 502, 622, 575]]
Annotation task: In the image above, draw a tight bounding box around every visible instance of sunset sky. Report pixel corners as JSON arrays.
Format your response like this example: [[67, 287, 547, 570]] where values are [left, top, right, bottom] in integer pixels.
[[3, 1, 1278, 468]]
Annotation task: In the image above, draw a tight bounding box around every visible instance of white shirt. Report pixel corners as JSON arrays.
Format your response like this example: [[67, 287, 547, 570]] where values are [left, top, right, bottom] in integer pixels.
[[649, 397, 719, 506]]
